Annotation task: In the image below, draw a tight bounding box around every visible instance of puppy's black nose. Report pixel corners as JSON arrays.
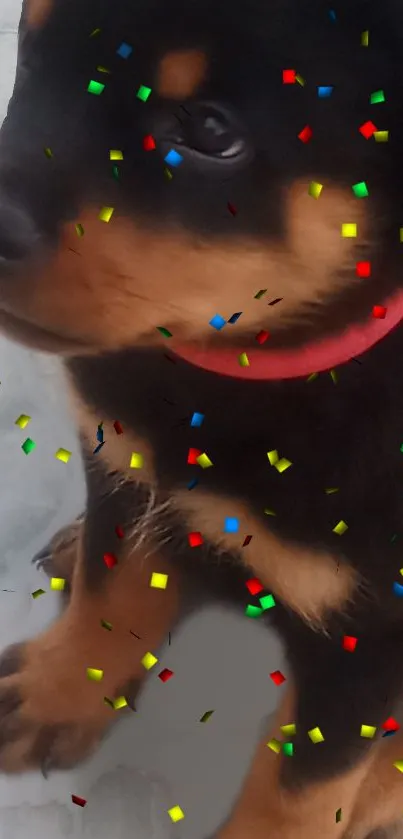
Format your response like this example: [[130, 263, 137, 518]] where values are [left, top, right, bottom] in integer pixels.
[[0, 201, 40, 262]]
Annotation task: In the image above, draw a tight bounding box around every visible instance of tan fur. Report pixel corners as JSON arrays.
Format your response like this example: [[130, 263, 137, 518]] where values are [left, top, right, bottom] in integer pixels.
[[25, 0, 53, 28], [157, 50, 208, 98], [175, 489, 358, 628], [0, 183, 369, 353]]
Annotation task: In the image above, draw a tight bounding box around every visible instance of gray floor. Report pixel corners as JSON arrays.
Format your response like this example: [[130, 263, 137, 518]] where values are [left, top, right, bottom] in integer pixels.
[[0, 5, 284, 836]]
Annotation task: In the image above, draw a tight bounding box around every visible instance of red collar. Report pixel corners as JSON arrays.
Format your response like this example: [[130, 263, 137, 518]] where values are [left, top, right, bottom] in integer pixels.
[[173, 290, 403, 380]]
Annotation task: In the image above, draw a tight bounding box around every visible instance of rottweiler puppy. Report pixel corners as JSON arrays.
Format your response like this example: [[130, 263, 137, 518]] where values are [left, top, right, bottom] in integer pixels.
[[0, 0, 402, 836]]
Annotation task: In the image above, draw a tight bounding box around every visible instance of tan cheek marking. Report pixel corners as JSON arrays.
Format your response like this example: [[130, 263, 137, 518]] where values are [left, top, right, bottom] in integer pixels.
[[25, 0, 53, 27], [174, 489, 358, 628], [67, 379, 156, 486], [156, 50, 208, 99]]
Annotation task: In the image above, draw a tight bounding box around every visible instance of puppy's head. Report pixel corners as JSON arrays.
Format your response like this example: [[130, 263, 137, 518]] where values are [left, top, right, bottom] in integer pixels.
[[0, 0, 401, 360]]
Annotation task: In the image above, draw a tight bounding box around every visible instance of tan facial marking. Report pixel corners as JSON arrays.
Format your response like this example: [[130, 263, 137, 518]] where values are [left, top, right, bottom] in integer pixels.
[[174, 489, 358, 628], [25, 0, 53, 28], [157, 50, 208, 99]]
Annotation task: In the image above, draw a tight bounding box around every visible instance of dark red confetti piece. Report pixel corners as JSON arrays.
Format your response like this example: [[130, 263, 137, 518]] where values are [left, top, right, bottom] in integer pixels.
[[270, 670, 286, 686], [113, 420, 123, 434], [342, 635, 358, 652], [103, 553, 118, 569], [382, 716, 400, 732], [158, 668, 174, 682], [71, 795, 87, 808], [298, 125, 313, 143], [242, 534, 253, 546], [359, 121, 377, 139], [115, 525, 124, 538], [255, 330, 270, 344], [187, 447, 202, 465], [268, 297, 283, 306], [143, 134, 156, 151], [227, 202, 237, 216], [282, 69, 296, 84]]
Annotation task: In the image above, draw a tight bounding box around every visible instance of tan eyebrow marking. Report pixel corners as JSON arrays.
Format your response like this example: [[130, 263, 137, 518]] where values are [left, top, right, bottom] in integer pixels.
[[157, 49, 208, 99]]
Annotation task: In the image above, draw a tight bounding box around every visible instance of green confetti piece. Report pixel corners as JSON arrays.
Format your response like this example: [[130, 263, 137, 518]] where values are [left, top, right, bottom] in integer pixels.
[[136, 85, 152, 102], [333, 520, 348, 535], [31, 588, 45, 599], [259, 593, 276, 610], [112, 165, 119, 180], [370, 90, 385, 105], [100, 619, 113, 631], [254, 289, 267, 299], [87, 79, 105, 95], [157, 326, 173, 338], [295, 74, 305, 86], [336, 808, 342, 823], [245, 604, 263, 618], [22, 438, 35, 455], [200, 710, 214, 723], [352, 181, 368, 198], [282, 742, 294, 756], [75, 223, 84, 237], [306, 372, 318, 382]]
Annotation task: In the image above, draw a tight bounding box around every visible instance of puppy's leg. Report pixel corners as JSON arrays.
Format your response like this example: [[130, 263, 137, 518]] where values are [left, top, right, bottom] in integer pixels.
[[345, 729, 403, 838], [212, 624, 403, 839], [0, 459, 179, 772]]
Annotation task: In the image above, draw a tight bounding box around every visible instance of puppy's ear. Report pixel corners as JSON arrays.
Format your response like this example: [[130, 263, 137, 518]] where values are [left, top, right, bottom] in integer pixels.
[[25, 0, 53, 28]]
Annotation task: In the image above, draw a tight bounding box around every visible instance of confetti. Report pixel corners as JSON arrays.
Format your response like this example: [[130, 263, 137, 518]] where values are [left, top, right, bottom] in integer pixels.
[[280, 723, 296, 736], [333, 520, 348, 535], [209, 314, 226, 330], [372, 305, 387, 319], [309, 181, 323, 199], [341, 224, 357, 238], [227, 202, 237, 216], [382, 717, 400, 732], [113, 420, 123, 434], [275, 458, 292, 473], [325, 487, 339, 494], [98, 206, 114, 222], [113, 696, 128, 709], [115, 525, 124, 538], [360, 725, 377, 738], [143, 134, 156, 150], [254, 289, 267, 299], [318, 86, 333, 98], [336, 808, 342, 823], [50, 577, 66, 591], [71, 795, 87, 807], [245, 604, 263, 618], [15, 414, 31, 429], [100, 619, 112, 631], [188, 447, 202, 464], [359, 120, 377, 139], [242, 534, 253, 546], [238, 352, 250, 367], [87, 80, 105, 95], [282, 69, 296, 84], [246, 577, 263, 595], [137, 85, 152, 102], [268, 297, 283, 306], [370, 90, 385, 104], [164, 149, 183, 167], [196, 452, 213, 468], [255, 330, 270, 344], [356, 261, 371, 278], [158, 668, 174, 682], [260, 593, 276, 610], [308, 727, 325, 743], [270, 670, 286, 686], [267, 450, 279, 466], [75, 223, 84, 237], [200, 709, 214, 723], [393, 581, 403, 596], [44, 147, 53, 158], [361, 30, 369, 46], [130, 452, 144, 469], [55, 448, 71, 463], [87, 668, 104, 681], [330, 369, 338, 385], [31, 588, 45, 599], [283, 742, 293, 756], [104, 553, 117, 569], [352, 181, 369, 198], [267, 738, 281, 753], [298, 125, 313, 143], [150, 572, 168, 589], [168, 805, 185, 823], [342, 635, 357, 652], [141, 652, 158, 670], [117, 42, 133, 59], [190, 412, 204, 427], [156, 326, 173, 338], [188, 531, 204, 547], [374, 131, 389, 142], [224, 517, 239, 533], [22, 438, 35, 455], [228, 312, 242, 324]]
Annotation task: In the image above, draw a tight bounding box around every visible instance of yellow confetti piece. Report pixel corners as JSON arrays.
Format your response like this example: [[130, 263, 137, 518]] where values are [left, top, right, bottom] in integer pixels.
[[333, 520, 348, 535], [164, 167, 173, 180], [267, 450, 279, 466], [130, 451, 144, 469], [196, 452, 213, 468], [15, 414, 31, 429], [50, 577, 66, 591], [109, 149, 123, 160], [168, 805, 185, 823], [325, 487, 339, 494], [308, 726, 324, 743], [330, 369, 337, 384], [400, 228, 403, 243], [275, 457, 292, 473], [55, 448, 72, 463], [113, 696, 128, 710], [360, 725, 377, 739], [361, 30, 369, 46], [97, 65, 110, 74], [280, 723, 297, 736], [31, 588, 45, 599], [399, 568, 403, 576], [341, 223, 357, 238], [141, 651, 158, 670], [264, 508, 277, 516], [44, 147, 53, 158], [98, 206, 114, 222], [150, 572, 168, 590], [75, 223, 84, 237], [87, 668, 104, 681], [267, 738, 282, 753], [238, 352, 250, 367], [295, 74, 305, 86], [393, 760, 403, 772], [308, 181, 323, 199], [374, 131, 389, 143]]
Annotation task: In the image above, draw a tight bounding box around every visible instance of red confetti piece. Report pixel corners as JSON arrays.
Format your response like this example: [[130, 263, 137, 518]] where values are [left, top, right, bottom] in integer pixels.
[[115, 525, 124, 538], [372, 305, 387, 319], [113, 420, 123, 434], [103, 552, 118, 569], [359, 121, 377, 139], [188, 531, 204, 547], [187, 447, 202, 465], [255, 330, 270, 345], [242, 534, 253, 547], [283, 69, 296, 84], [143, 134, 156, 151], [382, 717, 400, 732], [342, 635, 358, 652], [71, 795, 87, 808], [356, 261, 371, 278], [298, 125, 313, 143], [270, 670, 286, 686], [158, 668, 174, 682], [227, 202, 237, 216], [246, 577, 264, 595]]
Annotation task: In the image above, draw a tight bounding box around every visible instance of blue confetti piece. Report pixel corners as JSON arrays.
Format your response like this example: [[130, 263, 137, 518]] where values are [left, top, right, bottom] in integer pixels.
[[164, 149, 183, 167], [117, 42, 133, 59], [382, 730, 397, 738], [228, 312, 242, 324], [393, 581, 403, 596], [209, 314, 226, 330], [191, 412, 205, 428], [224, 517, 240, 534], [329, 9, 336, 21], [187, 478, 199, 490], [96, 423, 104, 443], [93, 442, 105, 455], [318, 86, 333, 98]]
